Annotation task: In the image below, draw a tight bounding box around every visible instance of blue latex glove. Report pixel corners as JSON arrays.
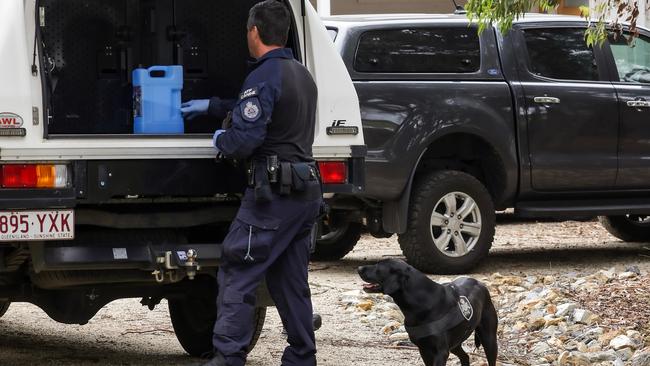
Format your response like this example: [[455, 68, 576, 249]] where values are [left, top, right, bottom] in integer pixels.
[[213, 129, 225, 154], [181, 99, 210, 120]]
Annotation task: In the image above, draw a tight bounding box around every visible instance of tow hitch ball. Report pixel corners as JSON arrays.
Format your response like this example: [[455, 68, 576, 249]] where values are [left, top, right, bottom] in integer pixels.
[[185, 249, 199, 279], [151, 249, 201, 283]]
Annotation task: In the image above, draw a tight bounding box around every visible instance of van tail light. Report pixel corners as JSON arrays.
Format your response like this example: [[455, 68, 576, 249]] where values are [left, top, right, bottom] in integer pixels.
[[318, 161, 347, 184], [1, 164, 69, 188]]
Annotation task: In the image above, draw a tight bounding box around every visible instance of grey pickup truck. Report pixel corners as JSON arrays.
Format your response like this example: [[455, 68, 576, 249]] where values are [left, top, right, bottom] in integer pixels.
[[317, 14, 650, 274]]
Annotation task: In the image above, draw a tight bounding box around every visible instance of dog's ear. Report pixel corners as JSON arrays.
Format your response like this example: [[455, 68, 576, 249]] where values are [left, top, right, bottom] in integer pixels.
[[382, 267, 409, 295], [399, 267, 412, 292], [382, 274, 401, 295]]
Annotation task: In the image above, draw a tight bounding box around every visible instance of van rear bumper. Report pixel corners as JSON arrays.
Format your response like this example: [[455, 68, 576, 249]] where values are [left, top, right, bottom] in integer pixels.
[[29, 241, 222, 272], [0, 188, 76, 209]]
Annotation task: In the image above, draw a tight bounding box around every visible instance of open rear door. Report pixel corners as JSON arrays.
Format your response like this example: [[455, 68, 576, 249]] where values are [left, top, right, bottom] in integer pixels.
[[291, 0, 365, 193]]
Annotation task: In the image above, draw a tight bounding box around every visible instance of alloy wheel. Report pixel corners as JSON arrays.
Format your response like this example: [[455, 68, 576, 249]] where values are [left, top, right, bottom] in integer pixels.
[[429, 192, 482, 257]]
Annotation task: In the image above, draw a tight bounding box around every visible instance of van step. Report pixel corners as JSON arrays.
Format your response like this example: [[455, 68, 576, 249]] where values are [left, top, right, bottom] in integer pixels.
[[515, 198, 650, 218]]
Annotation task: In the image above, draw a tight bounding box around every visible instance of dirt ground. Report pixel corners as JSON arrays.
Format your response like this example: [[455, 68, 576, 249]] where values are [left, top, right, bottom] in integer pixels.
[[1, 215, 649, 366]]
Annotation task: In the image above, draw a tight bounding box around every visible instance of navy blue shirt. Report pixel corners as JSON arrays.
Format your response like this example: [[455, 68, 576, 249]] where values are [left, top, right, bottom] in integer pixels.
[[211, 48, 318, 163]]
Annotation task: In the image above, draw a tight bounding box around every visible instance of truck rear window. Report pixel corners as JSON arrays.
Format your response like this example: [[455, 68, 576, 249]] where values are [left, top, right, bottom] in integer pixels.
[[354, 27, 481, 74]]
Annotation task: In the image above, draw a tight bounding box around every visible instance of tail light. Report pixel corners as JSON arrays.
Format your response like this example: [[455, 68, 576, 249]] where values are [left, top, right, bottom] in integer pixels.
[[318, 161, 347, 184], [1, 164, 69, 188]]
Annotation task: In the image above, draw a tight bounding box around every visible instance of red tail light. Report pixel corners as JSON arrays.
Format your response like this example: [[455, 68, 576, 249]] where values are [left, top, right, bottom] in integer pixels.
[[318, 161, 347, 184], [2, 165, 37, 188], [1, 164, 69, 188]]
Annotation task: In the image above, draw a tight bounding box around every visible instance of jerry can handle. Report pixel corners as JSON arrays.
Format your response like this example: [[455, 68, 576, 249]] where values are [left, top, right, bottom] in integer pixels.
[[148, 66, 168, 78]]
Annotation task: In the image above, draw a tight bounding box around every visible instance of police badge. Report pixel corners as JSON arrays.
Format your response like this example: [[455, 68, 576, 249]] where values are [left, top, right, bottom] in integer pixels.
[[241, 98, 261, 122], [458, 296, 474, 321]]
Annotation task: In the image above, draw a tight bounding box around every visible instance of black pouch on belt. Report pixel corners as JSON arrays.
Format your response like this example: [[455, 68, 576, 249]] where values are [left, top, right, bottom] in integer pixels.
[[291, 163, 314, 192]]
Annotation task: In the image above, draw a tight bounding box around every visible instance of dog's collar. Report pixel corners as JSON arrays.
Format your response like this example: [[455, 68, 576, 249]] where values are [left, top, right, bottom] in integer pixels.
[[404, 285, 474, 340]]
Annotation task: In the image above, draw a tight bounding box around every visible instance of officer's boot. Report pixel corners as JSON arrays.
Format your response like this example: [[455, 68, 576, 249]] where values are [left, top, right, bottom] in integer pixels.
[[200, 352, 227, 366], [313, 313, 323, 331], [281, 313, 323, 335]]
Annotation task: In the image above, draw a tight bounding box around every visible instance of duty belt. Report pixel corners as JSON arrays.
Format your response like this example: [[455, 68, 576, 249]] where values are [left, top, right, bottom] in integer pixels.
[[247, 157, 321, 202]]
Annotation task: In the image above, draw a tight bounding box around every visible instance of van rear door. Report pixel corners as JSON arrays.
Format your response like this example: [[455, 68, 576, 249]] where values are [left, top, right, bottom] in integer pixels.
[[292, 1, 365, 193]]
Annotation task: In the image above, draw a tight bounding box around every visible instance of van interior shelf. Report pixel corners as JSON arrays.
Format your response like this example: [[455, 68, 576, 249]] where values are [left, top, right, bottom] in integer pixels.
[[39, 0, 296, 136]]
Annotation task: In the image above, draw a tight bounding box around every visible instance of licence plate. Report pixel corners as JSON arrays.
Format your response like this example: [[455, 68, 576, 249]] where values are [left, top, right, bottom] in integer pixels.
[[0, 210, 74, 241]]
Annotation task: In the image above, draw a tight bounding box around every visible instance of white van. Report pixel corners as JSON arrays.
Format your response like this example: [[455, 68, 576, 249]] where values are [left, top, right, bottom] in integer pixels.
[[0, 0, 363, 356]]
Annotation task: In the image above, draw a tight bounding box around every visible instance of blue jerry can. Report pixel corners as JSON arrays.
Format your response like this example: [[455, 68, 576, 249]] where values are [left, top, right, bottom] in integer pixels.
[[133, 66, 184, 134]]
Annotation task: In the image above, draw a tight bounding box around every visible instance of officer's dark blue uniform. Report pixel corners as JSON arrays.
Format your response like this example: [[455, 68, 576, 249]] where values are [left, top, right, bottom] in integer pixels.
[[209, 47, 320, 366]]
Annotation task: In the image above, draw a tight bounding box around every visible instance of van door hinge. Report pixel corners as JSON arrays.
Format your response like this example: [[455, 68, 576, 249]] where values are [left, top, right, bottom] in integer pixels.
[[39, 7, 46, 27], [32, 107, 39, 125]]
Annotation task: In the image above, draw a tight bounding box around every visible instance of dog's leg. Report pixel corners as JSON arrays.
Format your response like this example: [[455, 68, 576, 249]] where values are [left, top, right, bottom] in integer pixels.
[[478, 296, 499, 366], [418, 345, 435, 366], [450, 346, 470, 366], [432, 350, 449, 366]]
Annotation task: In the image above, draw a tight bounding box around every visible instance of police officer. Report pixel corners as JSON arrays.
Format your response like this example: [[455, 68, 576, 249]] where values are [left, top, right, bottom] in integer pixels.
[[181, 2, 321, 366]]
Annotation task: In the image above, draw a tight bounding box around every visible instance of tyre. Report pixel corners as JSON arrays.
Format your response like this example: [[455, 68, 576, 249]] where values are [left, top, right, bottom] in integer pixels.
[[311, 219, 363, 261], [0, 274, 12, 318], [398, 170, 495, 274], [0, 302, 9, 318], [599, 215, 650, 242], [168, 281, 267, 358]]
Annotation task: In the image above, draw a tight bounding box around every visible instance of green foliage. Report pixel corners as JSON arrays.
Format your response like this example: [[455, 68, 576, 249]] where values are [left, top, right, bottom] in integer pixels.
[[465, 0, 560, 34], [464, 0, 644, 46]]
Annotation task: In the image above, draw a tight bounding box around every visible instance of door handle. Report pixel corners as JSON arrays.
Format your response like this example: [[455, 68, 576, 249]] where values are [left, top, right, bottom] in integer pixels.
[[534, 96, 561, 104], [627, 100, 650, 108]]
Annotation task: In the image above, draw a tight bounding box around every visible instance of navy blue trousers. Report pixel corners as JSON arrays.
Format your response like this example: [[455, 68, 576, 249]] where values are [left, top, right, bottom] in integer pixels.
[[213, 188, 321, 366]]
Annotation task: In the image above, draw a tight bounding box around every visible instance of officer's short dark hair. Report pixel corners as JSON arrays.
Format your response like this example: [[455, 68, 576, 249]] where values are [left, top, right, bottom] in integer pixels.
[[247, 0, 291, 47]]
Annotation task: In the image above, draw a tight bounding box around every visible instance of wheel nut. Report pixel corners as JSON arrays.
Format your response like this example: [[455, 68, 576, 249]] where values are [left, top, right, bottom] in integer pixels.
[[444, 220, 449, 225], [460, 224, 464, 229], [454, 231, 459, 236], [447, 229, 451, 234], [457, 215, 462, 219]]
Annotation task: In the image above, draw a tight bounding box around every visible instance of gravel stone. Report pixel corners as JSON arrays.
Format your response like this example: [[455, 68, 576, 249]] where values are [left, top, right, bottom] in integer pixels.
[[610, 335, 637, 350]]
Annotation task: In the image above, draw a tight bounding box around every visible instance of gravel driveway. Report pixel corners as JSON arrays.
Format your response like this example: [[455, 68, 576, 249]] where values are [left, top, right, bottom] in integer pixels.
[[0, 215, 648, 365]]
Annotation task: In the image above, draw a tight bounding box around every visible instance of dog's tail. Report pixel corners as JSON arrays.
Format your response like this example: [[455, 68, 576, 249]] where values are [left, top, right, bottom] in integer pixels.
[[474, 331, 482, 350]]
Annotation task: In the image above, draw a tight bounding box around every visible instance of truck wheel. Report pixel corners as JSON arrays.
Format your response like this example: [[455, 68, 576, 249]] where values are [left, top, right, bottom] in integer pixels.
[[599, 215, 650, 242], [311, 220, 363, 261], [0, 302, 9, 318], [398, 170, 495, 274], [169, 293, 267, 357], [0, 274, 11, 318]]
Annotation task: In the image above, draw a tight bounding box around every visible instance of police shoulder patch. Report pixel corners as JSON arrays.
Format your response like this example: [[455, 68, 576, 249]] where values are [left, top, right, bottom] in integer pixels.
[[240, 97, 262, 122], [239, 87, 259, 100]]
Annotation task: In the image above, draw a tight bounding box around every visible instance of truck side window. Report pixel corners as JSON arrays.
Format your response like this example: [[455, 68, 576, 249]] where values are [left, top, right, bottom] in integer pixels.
[[610, 34, 650, 84], [523, 28, 599, 81], [354, 27, 480, 73]]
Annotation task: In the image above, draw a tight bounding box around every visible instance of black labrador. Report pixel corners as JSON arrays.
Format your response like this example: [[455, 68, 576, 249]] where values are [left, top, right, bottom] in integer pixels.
[[358, 259, 498, 366]]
